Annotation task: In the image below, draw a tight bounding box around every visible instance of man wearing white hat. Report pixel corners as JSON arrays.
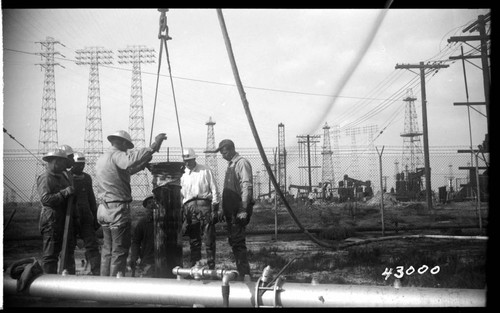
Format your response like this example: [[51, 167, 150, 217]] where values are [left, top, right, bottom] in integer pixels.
[[95, 130, 167, 277], [36, 148, 76, 274], [180, 148, 221, 269]]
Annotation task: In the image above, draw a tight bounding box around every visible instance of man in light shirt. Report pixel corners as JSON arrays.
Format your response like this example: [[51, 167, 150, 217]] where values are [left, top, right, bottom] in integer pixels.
[[180, 148, 221, 269]]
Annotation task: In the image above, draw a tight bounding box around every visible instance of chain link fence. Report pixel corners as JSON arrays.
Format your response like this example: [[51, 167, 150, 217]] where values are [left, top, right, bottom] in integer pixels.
[[3, 145, 488, 206]]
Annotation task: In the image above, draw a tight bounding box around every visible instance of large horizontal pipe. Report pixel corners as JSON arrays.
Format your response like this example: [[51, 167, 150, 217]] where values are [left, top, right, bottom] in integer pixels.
[[4, 274, 485, 307]]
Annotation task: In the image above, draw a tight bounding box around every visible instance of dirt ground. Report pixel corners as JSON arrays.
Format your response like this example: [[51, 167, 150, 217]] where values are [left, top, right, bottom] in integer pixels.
[[2, 198, 489, 308]]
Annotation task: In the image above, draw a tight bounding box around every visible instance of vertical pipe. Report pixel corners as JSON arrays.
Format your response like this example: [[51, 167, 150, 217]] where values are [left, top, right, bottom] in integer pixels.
[[151, 162, 185, 278], [474, 152, 482, 231]]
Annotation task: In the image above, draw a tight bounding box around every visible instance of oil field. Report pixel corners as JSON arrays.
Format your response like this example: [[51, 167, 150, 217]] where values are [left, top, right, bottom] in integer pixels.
[[2, 8, 490, 308]]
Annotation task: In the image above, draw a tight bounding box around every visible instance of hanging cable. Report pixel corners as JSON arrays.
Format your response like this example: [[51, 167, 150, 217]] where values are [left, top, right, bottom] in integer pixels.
[[217, 9, 337, 249], [150, 9, 184, 153], [3, 128, 42, 162]]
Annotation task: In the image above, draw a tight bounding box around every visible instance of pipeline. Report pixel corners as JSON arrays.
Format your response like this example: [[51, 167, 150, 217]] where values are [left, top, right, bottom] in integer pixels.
[[4, 273, 485, 307]]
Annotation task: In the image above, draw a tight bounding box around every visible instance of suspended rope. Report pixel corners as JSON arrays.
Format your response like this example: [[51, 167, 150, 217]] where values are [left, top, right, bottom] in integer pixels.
[[150, 9, 184, 153]]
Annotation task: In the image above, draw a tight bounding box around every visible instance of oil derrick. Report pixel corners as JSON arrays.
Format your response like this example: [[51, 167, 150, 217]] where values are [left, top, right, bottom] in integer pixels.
[[278, 123, 287, 191], [76, 47, 113, 183], [331, 124, 341, 183], [321, 122, 334, 185], [204, 116, 218, 183], [118, 45, 155, 199], [362, 125, 378, 183], [344, 127, 362, 178], [400, 89, 424, 174], [31, 36, 66, 202], [297, 135, 321, 191]]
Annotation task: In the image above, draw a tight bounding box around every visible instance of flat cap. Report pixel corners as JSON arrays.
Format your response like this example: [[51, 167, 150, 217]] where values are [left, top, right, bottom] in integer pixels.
[[215, 139, 234, 152]]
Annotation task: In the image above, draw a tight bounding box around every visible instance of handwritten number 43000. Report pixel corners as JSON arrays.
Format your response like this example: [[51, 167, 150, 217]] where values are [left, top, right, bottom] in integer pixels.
[[382, 265, 440, 280]]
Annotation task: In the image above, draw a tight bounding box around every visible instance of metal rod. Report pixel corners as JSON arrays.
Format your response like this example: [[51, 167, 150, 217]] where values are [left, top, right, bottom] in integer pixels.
[[4, 274, 485, 307]]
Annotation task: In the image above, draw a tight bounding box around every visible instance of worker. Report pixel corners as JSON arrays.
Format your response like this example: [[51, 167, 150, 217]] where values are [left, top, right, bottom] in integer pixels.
[[180, 148, 221, 269], [70, 152, 101, 275], [36, 148, 76, 274], [216, 139, 254, 279], [95, 130, 167, 277], [128, 194, 156, 277]]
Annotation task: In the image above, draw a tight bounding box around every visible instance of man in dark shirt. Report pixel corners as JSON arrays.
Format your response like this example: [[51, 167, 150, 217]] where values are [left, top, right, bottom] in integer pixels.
[[216, 139, 254, 279], [128, 194, 156, 277], [36, 148, 75, 274]]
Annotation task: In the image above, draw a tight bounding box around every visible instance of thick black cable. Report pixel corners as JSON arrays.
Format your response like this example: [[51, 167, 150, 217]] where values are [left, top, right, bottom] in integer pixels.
[[216, 9, 337, 250]]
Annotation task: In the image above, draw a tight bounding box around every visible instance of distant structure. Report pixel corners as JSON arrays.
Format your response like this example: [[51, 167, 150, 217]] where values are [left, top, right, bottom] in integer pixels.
[[277, 123, 287, 191], [321, 122, 334, 186], [345, 127, 362, 178], [362, 124, 378, 183], [400, 88, 424, 174], [297, 135, 321, 191], [204, 116, 218, 182], [76, 47, 113, 182], [331, 124, 341, 184], [32, 36, 66, 201], [118, 45, 156, 199]]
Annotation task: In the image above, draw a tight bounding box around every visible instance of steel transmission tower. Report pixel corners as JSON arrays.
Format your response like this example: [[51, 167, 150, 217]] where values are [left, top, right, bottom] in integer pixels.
[[118, 45, 156, 199], [204, 116, 218, 183], [345, 127, 362, 178], [321, 122, 335, 185], [362, 124, 378, 183], [76, 47, 113, 181], [277, 123, 287, 191], [400, 89, 424, 174], [32, 36, 66, 201]]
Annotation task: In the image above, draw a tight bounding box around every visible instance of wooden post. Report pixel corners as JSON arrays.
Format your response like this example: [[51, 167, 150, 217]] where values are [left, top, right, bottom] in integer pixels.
[[58, 195, 75, 274], [376, 146, 385, 236]]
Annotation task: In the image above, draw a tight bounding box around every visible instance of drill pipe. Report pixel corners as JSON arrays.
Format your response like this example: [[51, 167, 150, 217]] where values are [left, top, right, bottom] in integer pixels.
[[3, 274, 485, 307]]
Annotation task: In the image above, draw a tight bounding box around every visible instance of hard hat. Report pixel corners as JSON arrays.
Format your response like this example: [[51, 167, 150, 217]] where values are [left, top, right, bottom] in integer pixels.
[[42, 148, 68, 162], [73, 152, 86, 163], [182, 148, 197, 160], [58, 144, 74, 156], [107, 130, 134, 149], [142, 194, 155, 207]]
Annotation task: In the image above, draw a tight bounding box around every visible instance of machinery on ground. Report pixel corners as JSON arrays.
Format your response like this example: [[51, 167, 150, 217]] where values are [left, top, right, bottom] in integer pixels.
[[337, 175, 373, 202]]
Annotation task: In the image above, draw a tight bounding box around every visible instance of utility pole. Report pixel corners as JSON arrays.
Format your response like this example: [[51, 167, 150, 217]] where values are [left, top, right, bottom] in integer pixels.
[[297, 135, 321, 192], [448, 13, 490, 131], [395, 61, 449, 210]]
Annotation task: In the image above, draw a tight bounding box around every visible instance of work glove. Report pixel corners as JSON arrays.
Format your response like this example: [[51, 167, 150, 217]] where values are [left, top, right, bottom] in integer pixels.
[[60, 186, 75, 198], [235, 212, 249, 226], [150, 133, 167, 153]]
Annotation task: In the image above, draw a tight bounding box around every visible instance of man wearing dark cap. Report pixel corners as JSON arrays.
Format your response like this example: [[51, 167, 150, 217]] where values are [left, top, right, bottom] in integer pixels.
[[216, 139, 254, 279], [95, 130, 167, 277]]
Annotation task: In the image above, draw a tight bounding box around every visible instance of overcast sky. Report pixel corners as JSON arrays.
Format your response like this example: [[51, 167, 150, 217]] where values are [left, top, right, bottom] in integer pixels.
[[2, 8, 490, 154]]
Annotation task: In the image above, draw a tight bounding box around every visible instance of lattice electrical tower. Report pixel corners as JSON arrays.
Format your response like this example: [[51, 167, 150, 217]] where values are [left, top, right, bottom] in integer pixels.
[[32, 36, 66, 201], [321, 122, 335, 185], [277, 123, 287, 191], [362, 124, 379, 182], [76, 47, 113, 181], [400, 89, 424, 174], [345, 127, 362, 178], [118, 45, 155, 198], [204, 116, 218, 183]]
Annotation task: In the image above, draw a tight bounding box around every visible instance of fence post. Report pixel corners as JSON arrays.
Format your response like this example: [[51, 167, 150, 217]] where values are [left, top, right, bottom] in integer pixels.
[[376, 146, 385, 236]]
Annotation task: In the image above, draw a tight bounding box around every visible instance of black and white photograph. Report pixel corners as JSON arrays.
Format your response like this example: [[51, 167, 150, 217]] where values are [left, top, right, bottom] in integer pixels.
[[1, 7, 490, 308]]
